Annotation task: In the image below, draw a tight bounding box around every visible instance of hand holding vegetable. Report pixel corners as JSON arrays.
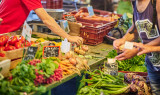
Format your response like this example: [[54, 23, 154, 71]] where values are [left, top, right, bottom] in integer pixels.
[[113, 38, 126, 50], [133, 42, 158, 55], [67, 36, 83, 45], [115, 48, 139, 61]]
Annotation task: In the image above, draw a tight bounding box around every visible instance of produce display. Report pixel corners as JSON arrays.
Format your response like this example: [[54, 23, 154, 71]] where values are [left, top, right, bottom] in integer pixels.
[[77, 70, 151, 95], [106, 50, 147, 72], [0, 43, 90, 94], [74, 10, 119, 22]]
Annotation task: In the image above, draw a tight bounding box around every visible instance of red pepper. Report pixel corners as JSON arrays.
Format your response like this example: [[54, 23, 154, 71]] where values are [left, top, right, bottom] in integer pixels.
[[5, 45, 16, 51], [8, 36, 19, 45], [15, 42, 23, 49], [0, 36, 9, 46], [0, 46, 5, 51], [25, 41, 31, 47], [19, 36, 25, 43], [0, 52, 5, 57]]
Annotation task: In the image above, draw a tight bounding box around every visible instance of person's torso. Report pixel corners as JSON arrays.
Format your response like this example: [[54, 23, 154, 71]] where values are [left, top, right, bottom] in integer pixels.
[[133, 0, 160, 68], [0, 0, 30, 33]]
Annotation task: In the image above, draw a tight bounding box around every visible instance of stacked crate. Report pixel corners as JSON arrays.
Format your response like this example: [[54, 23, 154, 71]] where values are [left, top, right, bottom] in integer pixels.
[[46, 0, 63, 9], [74, 8, 119, 45]]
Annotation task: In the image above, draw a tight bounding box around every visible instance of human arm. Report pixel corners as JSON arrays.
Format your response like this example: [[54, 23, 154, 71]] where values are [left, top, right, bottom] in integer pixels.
[[133, 42, 160, 55], [113, 22, 138, 50], [114, 21, 139, 61], [0, 18, 3, 24], [34, 8, 83, 44]]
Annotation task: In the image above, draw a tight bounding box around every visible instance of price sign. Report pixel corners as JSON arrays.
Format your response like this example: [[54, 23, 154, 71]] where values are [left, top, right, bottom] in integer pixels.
[[43, 46, 60, 58], [63, 14, 76, 22], [104, 58, 118, 76], [24, 47, 38, 61], [22, 21, 32, 42], [87, 6, 94, 16], [124, 41, 133, 49]]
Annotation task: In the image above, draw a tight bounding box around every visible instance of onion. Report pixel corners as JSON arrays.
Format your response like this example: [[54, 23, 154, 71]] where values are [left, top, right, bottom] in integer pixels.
[[81, 45, 89, 51], [74, 47, 79, 53], [65, 51, 74, 59], [78, 49, 86, 55], [69, 58, 77, 65]]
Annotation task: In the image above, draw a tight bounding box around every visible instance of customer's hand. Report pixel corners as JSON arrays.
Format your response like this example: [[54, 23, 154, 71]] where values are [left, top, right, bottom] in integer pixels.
[[133, 42, 153, 55], [113, 38, 126, 50], [0, 18, 3, 24], [67, 36, 83, 45], [115, 48, 139, 61]]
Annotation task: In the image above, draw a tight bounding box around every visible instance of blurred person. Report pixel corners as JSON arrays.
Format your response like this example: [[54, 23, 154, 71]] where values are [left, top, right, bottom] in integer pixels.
[[113, 0, 160, 94], [0, 0, 83, 44], [90, 0, 113, 12]]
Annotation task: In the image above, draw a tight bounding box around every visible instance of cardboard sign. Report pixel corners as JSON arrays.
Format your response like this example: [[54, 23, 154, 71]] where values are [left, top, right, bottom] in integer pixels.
[[63, 14, 76, 22], [124, 41, 133, 49], [43, 46, 60, 58], [22, 22, 32, 42], [87, 6, 94, 16], [104, 58, 118, 76], [24, 47, 38, 61]]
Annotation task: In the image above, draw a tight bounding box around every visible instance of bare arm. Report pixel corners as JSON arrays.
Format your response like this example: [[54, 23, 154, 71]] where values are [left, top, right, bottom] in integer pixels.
[[0, 18, 2, 24], [34, 8, 83, 44], [122, 23, 138, 41]]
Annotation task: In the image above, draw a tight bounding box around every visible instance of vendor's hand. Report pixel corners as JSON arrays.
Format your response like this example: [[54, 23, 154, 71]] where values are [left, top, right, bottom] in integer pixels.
[[115, 48, 139, 61], [113, 38, 126, 50], [133, 42, 152, 55], [68, 36, 83, 45], [0, 18, 3, 24]]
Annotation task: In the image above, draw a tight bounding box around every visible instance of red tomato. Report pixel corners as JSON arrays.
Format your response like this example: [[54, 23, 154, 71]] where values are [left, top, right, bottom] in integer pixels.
[[25, 41, 31, 47], [5, 45, 16, 51], [0, 36, 9, 46], [0, 46, 5, 51], [15, 42, 23, 49], [8, 36, 19, 45], [19, 36, 25, 43]]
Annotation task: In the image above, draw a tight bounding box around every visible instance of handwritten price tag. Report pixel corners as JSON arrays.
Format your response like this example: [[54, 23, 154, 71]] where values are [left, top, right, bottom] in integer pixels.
[[87, 6, 94, 16], [22, 21, 32, 42], [124, 41, 133, 49]]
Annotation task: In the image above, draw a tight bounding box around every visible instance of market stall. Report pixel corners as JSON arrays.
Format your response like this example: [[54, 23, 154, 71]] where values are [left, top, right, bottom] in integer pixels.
[[0, 0, 155, 95]]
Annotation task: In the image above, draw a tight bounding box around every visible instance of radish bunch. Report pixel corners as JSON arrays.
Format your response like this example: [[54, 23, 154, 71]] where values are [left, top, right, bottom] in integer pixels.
[[34, 69, 45, 86], [28, 59, 41, 66]]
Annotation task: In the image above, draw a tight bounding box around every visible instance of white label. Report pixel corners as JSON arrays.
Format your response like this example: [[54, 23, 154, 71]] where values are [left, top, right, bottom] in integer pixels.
[[107, 58, 116, 64], [87, 6, 94, 16], [22, 21, 32, 42], [124, 41, 133, 49]]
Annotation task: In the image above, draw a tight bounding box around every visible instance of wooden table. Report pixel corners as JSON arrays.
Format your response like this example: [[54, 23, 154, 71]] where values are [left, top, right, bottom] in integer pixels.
[[30, 43, 113, 95]]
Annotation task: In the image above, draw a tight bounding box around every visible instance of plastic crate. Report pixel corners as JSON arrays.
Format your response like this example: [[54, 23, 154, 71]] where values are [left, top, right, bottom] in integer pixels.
[[41, 0, 47, 8], [46, 0, 63, 9]]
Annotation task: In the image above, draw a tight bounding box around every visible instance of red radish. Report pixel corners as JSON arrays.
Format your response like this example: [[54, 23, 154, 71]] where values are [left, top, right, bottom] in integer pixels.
[[81, 45, 89, 51], [69, 58, 77, 65]]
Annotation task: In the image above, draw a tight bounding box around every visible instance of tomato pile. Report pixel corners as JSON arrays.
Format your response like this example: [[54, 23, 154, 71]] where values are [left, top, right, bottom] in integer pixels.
[[0, 35, 38, 51]]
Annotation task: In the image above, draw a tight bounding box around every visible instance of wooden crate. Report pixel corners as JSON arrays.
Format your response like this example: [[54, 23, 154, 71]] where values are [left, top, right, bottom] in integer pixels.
[[0, 59, 11, 77]]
